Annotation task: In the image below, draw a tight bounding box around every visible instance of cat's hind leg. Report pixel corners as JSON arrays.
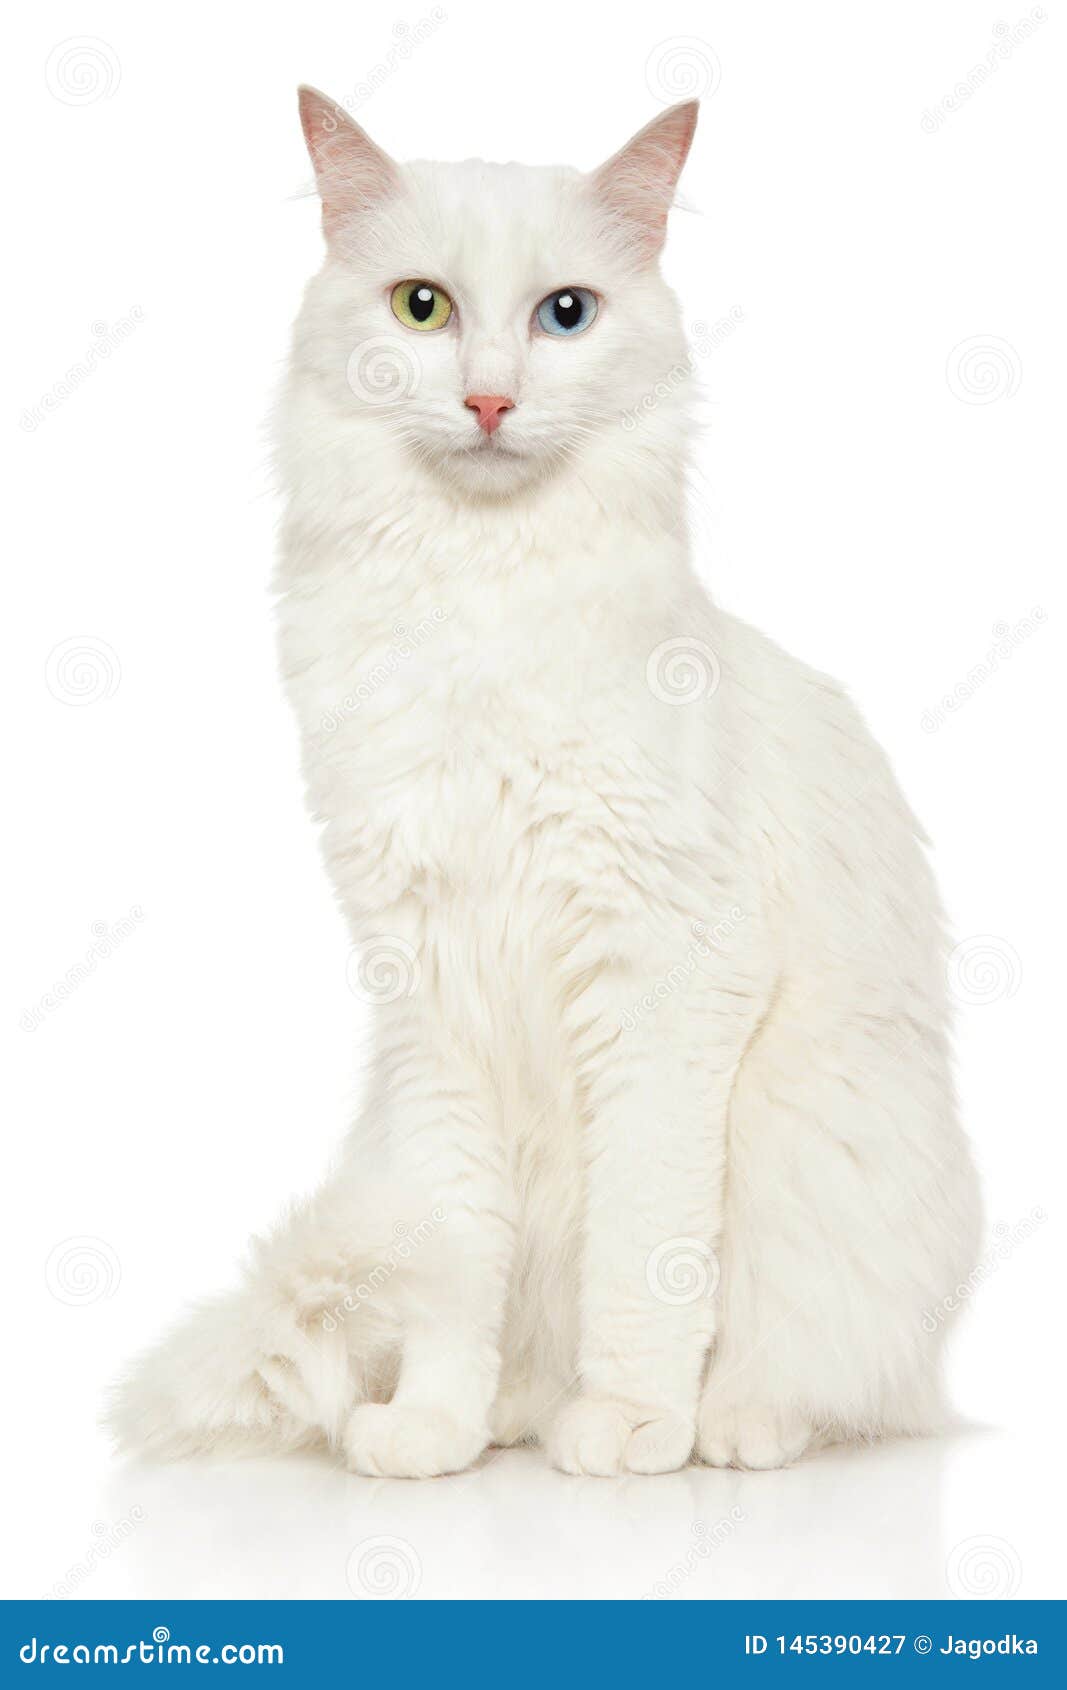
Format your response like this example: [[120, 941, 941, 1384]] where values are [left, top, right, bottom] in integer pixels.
[[697, 997, 979, 1469]]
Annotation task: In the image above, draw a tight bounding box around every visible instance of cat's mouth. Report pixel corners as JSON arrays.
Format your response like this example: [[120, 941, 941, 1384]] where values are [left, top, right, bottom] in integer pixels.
[[468, 431, 520, 457], [413, 408, 556, 494], [449, 423, 529, 476]]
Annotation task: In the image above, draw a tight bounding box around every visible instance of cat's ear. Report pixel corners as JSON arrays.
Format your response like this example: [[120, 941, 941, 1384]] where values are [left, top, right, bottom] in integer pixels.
[[591, 102, 698, 257], [297, 85, 399, 239]]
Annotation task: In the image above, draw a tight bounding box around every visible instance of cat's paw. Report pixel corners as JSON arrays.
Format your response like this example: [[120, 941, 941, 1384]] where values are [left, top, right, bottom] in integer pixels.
[[343, 1403, 486, 1479], [546, 1399, 694, 1477], [696, 1403, 814, 1470]]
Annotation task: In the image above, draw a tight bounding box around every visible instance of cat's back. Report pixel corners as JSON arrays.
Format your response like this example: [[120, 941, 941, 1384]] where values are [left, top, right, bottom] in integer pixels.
[[710, 605, 945, 1015]]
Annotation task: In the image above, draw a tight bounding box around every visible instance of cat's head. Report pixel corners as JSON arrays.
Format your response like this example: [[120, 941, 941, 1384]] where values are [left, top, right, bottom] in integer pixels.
[[294, 90, 697, 500]]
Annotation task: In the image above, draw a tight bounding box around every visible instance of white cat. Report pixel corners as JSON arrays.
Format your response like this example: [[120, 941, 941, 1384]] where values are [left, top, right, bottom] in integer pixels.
[[111, 90, 981, 1478]]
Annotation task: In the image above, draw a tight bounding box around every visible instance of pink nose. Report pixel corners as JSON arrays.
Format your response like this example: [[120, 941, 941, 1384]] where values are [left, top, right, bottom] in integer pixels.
[[465, 394, 514, 434]]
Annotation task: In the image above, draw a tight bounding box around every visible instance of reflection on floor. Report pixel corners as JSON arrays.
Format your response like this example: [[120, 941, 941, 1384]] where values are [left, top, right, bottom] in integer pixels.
[[23, 1421, 1039, 1601]]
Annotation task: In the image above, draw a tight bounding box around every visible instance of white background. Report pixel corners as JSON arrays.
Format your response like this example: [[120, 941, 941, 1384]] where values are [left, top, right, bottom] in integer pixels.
[[4, 0, 1063, 1601]]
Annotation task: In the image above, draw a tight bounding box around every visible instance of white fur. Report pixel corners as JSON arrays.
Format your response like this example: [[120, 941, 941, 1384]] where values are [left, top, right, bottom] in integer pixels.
[[111, 95, 981, 1478]]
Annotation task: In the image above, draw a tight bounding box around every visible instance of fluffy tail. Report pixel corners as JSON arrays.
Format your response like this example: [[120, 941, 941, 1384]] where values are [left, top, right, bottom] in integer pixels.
[[107, 1171, 445, 1460]]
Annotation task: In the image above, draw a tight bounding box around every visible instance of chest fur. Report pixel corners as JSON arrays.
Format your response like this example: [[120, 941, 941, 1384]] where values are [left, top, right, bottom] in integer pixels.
[[285, 566, 698, 882]]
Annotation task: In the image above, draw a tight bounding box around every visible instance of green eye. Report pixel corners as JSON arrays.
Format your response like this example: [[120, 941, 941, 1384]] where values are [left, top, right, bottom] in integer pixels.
[[390, 280, 453, 331]]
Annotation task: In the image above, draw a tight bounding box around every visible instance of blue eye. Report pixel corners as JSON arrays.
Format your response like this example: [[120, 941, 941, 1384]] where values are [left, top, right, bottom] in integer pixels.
[[536, 286, 598, 336]]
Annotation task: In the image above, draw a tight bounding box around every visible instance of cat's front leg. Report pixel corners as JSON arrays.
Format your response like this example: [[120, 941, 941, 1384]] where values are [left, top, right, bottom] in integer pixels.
[[342, 991, 513, 1479], [547, 937, 756, 1478]]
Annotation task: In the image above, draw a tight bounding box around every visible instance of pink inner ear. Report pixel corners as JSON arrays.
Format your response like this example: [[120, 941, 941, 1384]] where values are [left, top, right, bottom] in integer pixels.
[[297, 85, 399, 235], [592, 101, 699, 255]]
